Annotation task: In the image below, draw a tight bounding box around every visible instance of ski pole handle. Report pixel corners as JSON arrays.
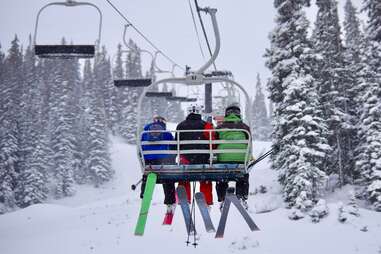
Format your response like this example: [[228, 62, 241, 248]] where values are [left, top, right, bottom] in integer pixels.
[[131, 179, 142, 191]]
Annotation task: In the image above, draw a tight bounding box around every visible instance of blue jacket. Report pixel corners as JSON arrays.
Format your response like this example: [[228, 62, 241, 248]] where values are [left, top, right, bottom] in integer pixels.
[[141, 122, 175, 160]]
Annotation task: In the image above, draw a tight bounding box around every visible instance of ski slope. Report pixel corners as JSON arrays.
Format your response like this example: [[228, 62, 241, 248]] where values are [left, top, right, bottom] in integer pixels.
[[1, 136, 381, 254]]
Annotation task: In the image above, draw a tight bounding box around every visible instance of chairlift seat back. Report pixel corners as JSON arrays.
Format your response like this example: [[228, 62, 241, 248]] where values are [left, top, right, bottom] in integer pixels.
[[34, 45, 95, 58], [114, 78, 152, 87]]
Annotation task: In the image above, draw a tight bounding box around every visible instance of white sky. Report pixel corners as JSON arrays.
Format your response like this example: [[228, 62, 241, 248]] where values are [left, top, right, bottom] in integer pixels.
[[0, 0, 365, 98]]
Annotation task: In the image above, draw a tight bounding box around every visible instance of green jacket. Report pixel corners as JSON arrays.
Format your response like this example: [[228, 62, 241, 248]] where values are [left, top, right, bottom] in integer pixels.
[[216, 114, 251, 163]]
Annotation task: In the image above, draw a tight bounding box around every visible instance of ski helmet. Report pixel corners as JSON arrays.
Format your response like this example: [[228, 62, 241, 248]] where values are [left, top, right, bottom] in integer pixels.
[[153, 115, 166, 123], [187, 104, 203, 115], [225, 103, 241, 117]]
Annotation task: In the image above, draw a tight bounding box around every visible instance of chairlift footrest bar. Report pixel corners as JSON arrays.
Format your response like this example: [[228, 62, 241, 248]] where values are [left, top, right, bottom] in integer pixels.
[[34, 45, 95, 58]]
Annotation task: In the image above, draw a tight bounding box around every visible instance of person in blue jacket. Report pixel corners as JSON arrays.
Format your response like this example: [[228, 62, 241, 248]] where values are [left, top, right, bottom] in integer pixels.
[[140, 115, 176, 213]]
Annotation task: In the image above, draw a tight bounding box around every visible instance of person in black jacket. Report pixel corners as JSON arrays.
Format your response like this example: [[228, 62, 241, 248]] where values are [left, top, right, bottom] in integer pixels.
[[175, 104, 214, 205]]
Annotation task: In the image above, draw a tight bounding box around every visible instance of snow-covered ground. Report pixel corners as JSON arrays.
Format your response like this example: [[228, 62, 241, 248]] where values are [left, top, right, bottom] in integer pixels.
[[1, 137, 381, 254]]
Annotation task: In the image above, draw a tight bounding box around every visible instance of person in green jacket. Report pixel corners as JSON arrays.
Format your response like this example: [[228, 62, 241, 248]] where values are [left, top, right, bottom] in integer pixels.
[[215, 104, 252, 210]]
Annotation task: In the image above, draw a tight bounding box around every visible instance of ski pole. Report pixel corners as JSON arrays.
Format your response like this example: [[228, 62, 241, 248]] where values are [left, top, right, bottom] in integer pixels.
[[248, 148, 273, 169], [131, 179, 143, 191]]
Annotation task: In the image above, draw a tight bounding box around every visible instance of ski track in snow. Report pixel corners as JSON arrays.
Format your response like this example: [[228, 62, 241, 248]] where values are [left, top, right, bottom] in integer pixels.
[[1, 137, 381, 254]]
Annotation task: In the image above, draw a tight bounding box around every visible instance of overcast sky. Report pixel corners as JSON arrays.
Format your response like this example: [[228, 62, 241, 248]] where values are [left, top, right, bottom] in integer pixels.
[[0, 0, 365, 97]]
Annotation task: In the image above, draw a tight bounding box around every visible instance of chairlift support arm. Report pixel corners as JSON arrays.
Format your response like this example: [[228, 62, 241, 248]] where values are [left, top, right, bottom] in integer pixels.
[[123, 25, 180, 76], [195, 7, 220, 74]]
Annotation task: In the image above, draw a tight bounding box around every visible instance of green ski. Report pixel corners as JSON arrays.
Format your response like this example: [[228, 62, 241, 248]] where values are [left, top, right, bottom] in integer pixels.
[[134, 173, 157, 236]]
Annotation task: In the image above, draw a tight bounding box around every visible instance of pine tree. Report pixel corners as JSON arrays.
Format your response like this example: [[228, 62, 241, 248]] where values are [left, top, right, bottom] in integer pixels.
[[0, 43, 4, 82], [167, 88, 185, 123], [15, 36, 51, 207], [94, 46, 115, 132], [265, 0, 330, 208], [355, 0, 381, 211], [119, 40, 144, 143], [362, 0, 381, 42], [0, 36, 23, 212], [161, 83, 170, 118], [312, 0, 353, 185], [16, 136, 49, 207], [112, 43, 125, 134], [252, 73, 271, 141], [87, 59, 113, 186], [77, 60, 94, 184], [343, 0, 365, 181], [47, 40, 76, 198]]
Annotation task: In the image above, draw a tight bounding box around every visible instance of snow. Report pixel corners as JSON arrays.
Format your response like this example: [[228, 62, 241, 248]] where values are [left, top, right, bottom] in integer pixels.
[[1, 137, 381, 254]]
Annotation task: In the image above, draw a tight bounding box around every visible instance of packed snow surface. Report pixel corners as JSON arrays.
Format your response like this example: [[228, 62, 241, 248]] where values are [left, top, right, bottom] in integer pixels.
[[1, 136, 381, 254]]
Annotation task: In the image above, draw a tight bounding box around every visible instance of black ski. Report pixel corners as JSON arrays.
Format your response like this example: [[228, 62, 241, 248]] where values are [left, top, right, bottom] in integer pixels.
[[195, 192, 215, 233], [215, 188, 260, 238], [176, 186, 196, 235], [228, 194, 260, 231], [215, 196, 231, 238]]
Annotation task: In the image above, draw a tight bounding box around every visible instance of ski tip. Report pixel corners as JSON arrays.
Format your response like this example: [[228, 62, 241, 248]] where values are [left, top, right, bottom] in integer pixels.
[[215, 235, 224, 239]]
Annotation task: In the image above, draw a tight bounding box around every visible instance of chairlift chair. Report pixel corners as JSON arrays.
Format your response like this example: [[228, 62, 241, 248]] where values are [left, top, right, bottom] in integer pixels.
[[112, 25, 154, 87], [33, 0, 102, 59], [134, 7, 254, 184], [113, 25, 181, 88]]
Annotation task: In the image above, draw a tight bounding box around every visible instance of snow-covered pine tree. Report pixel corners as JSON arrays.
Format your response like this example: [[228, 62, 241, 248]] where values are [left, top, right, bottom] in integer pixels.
[[161, 83, 170, 119], [15, 36, 50, 207], [166, 88, 185, 123], [94, 46, 115, 132], [252, 73, 271, 141], [343, 0, 365, 181], [48, 40, 76, 197], [265, 0, 330, 208], [267, 78, 275, 122], [16, 137, 49, 207], [363, 0, 381, 42], [119, 39, 144, 143], [86, 60, 113, 187], [312, 0, 354, 185], [355, 0, 381, 211], [51, 77, 75, 198], [0, 43, 4, 82], [112, 43, 125, 134], [0, 36, 23, 212]]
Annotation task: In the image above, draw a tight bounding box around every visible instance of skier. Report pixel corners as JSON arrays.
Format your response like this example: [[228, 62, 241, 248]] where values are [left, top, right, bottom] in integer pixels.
[[175, 104, 214, 206], [215, 104, 252, 210], [140, 115, 176, 214]]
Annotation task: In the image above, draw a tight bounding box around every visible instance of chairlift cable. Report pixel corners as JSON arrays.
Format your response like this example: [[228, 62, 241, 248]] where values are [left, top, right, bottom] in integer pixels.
[[105, 0, 185, 71], [187, 0, 206, 60], [194, 0, 217, 71]]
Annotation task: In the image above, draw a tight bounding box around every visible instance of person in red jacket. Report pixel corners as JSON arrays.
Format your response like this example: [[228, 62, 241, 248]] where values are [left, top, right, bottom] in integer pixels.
[[175, 104, 215, 205]]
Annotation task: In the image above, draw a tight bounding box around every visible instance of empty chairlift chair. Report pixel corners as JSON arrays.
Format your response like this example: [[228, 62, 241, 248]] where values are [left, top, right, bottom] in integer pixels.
[[33, 0, 102, 59], [113, 25, 154, 88]]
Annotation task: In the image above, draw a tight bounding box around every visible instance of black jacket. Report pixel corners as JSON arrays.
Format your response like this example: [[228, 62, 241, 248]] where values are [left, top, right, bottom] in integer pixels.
[[176, 113, 210, 164]]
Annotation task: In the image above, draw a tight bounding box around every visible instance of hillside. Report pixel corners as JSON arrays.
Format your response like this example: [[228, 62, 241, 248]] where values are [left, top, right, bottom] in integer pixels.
[[1, 137, 380, 254]]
